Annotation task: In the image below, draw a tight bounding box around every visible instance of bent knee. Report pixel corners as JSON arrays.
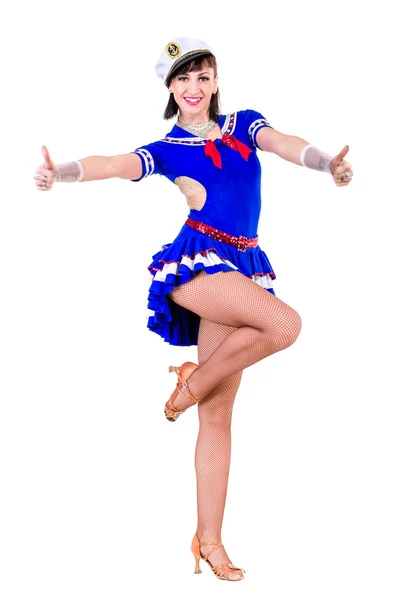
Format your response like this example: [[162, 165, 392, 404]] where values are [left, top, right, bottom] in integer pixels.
[[286, 309, 302, 346], [199, 406, 233, 429], [262, 307, 302, 352]]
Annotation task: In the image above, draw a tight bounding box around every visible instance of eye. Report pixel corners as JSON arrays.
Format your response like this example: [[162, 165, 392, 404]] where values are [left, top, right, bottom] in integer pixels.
[[178, 76, 188, 81], [200, 77, 210, 81]]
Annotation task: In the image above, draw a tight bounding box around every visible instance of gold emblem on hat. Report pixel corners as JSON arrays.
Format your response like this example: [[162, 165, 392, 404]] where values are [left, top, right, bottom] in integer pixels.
[[166, 42, 181, 59]]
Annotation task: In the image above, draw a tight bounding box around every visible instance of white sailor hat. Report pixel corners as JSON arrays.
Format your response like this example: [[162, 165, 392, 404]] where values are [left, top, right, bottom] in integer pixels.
[[155, 37, 215, 87]]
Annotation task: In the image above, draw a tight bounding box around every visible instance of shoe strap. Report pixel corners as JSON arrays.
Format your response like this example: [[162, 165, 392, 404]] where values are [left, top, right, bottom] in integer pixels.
[[212, 563, 245, 577], [166, 381, 198, 416], [165, 396, 184, 416], [176, 365, 200, 403], [199, 541, 223, 562], [179, 381, 200, 404]]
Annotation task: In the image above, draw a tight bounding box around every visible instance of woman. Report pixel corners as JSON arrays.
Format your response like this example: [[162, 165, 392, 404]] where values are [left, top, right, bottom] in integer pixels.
[[33, 37, 353, 582]]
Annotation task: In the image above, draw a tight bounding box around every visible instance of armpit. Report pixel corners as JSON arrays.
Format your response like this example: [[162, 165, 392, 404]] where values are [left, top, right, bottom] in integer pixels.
[[174, 176, 207, 210]]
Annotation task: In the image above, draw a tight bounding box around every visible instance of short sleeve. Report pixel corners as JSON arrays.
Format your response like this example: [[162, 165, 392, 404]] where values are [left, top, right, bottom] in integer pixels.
[[129, 141, 165, 182], [244, 109, 274, 149]]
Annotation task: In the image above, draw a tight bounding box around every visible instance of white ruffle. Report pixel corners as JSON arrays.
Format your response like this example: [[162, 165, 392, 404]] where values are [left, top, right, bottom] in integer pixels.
[[251, 273, 275, 288], [152, 250, 237, 281], [151, 250, 275, 290], [146, 251, 275, 320]]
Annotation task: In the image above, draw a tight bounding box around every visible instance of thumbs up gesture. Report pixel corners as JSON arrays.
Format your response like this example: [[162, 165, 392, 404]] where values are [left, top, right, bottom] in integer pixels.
[[329, 145, 353, 186], [33, 145, 57, 191]]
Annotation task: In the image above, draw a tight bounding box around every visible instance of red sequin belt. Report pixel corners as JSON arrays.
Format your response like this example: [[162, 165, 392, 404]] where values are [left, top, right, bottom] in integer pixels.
[[185, 218, 258, 252]]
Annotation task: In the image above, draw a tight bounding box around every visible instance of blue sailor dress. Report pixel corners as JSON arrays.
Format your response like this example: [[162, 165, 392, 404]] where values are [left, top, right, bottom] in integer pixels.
[[130, 109, 277, 346]]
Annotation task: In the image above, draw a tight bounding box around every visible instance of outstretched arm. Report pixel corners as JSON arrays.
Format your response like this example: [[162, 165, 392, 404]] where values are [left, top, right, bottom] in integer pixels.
[[34, 146, 143, 191], [255, 128, 353, 187]]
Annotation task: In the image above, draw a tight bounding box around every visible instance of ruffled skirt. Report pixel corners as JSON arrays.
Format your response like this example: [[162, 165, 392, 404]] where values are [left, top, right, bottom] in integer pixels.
[[147, 224, 276, 346]]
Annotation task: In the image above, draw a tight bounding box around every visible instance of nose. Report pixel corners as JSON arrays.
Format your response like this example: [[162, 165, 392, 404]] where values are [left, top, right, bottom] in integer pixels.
[[187, 79, 200, 95]]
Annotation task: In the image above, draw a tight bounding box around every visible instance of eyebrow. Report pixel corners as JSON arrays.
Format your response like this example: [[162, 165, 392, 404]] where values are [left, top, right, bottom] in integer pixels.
[[181, 71, 211, 76]]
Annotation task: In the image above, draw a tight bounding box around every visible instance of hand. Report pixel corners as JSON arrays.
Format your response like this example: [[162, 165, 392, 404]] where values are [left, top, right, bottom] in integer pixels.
[[33, 145, 57, 191], [329, 145, 353, 187]]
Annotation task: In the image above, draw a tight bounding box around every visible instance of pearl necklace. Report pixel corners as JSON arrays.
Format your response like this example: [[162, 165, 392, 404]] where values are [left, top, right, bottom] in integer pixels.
[[176, 118, 217, 139]]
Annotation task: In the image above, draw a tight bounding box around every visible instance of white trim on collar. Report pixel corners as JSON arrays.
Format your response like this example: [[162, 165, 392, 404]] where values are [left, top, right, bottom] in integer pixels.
[[161, 113, 237, 145]]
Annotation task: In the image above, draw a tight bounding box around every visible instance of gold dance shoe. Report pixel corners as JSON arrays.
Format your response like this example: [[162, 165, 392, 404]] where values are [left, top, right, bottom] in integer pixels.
[[191, 532, 245, 581], [164, 362, 200, 422]]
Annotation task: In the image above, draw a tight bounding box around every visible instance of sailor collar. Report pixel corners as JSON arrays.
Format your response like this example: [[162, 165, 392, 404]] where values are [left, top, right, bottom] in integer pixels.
[[162, 113, 237, 145], [161, 113, 252, 169]]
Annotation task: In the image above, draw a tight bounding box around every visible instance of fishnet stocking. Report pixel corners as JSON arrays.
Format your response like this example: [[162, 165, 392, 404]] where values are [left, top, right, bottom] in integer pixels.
[[195, 319, 243, 579], [169, 270, 302, 405], [168, 270, 302, 580]]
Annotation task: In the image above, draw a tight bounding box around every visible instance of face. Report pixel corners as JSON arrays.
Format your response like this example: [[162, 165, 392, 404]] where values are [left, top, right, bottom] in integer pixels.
[[168, 66, 218, 122]]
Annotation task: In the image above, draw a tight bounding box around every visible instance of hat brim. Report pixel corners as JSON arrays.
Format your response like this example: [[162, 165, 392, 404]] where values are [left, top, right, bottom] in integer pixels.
[[165, 50, 215, 86]]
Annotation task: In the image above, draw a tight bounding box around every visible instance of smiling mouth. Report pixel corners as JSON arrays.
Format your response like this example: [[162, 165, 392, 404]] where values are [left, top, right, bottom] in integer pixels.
[[184, 97, 203, 105]]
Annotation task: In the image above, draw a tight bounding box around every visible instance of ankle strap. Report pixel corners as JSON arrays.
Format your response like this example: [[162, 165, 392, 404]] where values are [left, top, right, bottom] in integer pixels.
[[199, 540, 222, 545], [179, 380, 200, 404], [199, 540, 223, 562]]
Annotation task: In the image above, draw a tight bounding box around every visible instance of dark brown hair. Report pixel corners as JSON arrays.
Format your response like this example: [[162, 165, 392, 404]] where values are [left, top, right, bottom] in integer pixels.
[[163, 55, 220, 122]]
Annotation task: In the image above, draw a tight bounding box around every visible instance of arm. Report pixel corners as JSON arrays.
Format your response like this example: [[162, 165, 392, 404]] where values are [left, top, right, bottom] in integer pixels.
[[35, 145, 144, 191], [54, 153, 143, 182], [255, 128, 327, 168], [108, 153, 143, 180], [255, 127, 353, 185], [36, 137, 162, 190]]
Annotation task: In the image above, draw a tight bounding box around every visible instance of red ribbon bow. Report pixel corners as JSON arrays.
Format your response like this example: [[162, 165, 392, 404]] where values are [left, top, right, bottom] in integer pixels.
[[204, 134, 252, 169]]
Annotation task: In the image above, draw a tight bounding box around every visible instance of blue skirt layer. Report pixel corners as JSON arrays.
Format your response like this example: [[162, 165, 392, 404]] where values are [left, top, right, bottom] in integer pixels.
[[146, 225, 276, 346]]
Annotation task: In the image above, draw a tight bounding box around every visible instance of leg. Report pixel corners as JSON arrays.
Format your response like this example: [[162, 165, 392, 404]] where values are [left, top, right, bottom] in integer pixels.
[[169, 271, 302, 410], [195, 318, 244, 580]]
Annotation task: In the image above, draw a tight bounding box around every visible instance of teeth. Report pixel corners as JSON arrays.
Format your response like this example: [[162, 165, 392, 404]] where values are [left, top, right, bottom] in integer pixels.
[[185, 98, 201, 103]]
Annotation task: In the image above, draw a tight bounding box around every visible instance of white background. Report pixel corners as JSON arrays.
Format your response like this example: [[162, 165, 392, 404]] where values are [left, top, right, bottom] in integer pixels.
[[1, 0, 399, 598]]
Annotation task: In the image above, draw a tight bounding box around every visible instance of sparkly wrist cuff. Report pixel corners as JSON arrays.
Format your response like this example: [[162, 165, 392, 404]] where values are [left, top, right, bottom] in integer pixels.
[[54, 160, 84, 182], [300, 144, 333, 174]]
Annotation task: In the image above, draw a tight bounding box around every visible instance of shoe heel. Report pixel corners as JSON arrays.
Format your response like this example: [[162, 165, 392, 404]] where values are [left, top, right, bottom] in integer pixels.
[[194, 555, 202, 574], [191, 533, 202, 574]]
